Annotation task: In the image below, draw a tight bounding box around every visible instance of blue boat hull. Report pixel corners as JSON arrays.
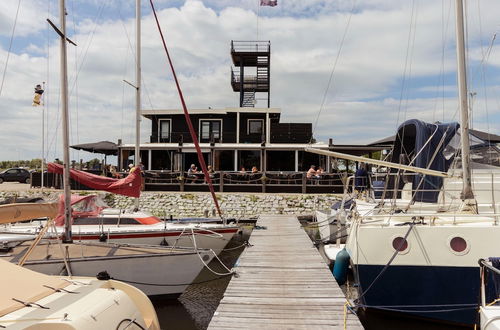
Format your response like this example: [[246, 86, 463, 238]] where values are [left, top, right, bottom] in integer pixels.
[[355, 264, 493, 326]]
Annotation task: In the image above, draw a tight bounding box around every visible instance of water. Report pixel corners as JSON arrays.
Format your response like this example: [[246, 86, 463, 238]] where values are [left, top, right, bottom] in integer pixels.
[[153, 233, 246, 330]]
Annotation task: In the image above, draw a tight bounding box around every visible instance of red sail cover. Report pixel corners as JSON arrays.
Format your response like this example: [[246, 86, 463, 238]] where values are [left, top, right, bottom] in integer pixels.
[[47, 163, 142, 198], [54, 194, 105, 226]]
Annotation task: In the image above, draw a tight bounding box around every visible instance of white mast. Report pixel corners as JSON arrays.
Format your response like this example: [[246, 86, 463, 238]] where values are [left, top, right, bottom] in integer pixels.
[[454, 0, 475, 204], [59, 0, 72, 242], [134, 0, 141, 209]]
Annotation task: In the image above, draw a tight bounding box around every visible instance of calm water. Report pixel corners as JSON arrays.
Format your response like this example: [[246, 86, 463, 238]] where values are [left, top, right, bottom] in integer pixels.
[[153, 222, 471, 330], [153, 233, 246, 330]]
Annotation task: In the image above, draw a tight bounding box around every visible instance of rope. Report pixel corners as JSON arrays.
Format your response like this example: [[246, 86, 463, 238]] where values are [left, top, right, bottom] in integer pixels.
[[357, 303, 477, 313], [0, 0, 22, 98], [110, 273, 232, 287], [149, 0, 222, 218], [310, 0, 356, 144], [355, 221, 415, 304], [190, 228, 234, 277], [116, 318, 145, 330]]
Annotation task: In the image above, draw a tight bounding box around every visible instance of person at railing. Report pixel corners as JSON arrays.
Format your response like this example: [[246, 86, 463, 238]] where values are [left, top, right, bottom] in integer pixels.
[[109, 165, 121, 179], [354, 163, 369, 192], [307, 165, 321, 181], [187, 164, 198, 182], [316, 167, 325, 184], [248, 166, 260, 183], [203, 165, 215, 184]]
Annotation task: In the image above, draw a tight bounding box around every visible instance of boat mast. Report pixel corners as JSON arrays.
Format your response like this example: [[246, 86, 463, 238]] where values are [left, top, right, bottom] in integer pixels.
[[59, 0, 72, 242], [134, 0, 141, 209], [454, 0, 475, 203]]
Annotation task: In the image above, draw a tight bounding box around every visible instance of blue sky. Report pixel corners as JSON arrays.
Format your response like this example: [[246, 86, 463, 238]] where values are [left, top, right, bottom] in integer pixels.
[[0, 0, 499, 162]]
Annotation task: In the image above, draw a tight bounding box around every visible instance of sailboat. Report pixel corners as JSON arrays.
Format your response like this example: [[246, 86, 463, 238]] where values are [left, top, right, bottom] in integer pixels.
[[2, 193, 238, 255], [335, 0, 500, 326], [0, 202, 160, 330], [3, 0, 224, 298], [30, 0, 241, 253], [304, 0, 500, 326]]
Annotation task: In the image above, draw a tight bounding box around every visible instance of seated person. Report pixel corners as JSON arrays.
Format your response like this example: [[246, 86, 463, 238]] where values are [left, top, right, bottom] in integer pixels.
[[206, 165, 215, 181], [187, 164, 198, 181], [251, 166, 259, 173], [306, 165, 317, 179]]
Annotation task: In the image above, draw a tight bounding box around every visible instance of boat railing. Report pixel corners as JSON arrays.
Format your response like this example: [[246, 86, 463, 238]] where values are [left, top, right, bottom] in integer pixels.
[[479, 258, 500, 307]]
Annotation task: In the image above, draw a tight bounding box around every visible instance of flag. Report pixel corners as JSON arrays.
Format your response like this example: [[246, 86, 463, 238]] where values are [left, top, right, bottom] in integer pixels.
[[32, 84, 44, 106], [260, 0, 277, 7]]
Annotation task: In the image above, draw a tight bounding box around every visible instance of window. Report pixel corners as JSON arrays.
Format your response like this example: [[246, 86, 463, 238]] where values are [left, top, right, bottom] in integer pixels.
[[158, 119, 171, 142], [248, 119, 264, 135], [200, 120, 222, 142]]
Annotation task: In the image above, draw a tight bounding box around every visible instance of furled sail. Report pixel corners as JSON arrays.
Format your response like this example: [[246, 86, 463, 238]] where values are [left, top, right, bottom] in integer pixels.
[[47, 163, 142, 198]]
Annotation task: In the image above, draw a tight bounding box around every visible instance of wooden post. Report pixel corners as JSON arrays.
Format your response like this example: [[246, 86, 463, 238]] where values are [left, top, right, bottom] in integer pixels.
[[262, 171, 266, 193], [180, 174, 185, 192], [220, 171, 224, 192], [302, 172, 307, 194]]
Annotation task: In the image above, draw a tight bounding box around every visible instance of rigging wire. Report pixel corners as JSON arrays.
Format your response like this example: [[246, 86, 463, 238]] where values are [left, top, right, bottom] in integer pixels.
[[256, 0, 260, 40], [47, 2, 107, 161], [309, 0, 356, 145], [149, 0, 223, 218], [393, 0, 418, 163], [432, 0, 452, 123], [70, 0, 80, 162], [115, 4, 155, 146], [0, 0, 22, 98], [45, 0, 51, 164]]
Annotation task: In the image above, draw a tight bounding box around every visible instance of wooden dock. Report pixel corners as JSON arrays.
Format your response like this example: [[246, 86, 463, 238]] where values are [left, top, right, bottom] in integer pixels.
[[208, 215, 363, 329]]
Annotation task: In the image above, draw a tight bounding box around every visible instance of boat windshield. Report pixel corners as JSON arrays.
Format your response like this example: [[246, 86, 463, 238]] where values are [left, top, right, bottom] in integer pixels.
[[444, 131, 500, 168]]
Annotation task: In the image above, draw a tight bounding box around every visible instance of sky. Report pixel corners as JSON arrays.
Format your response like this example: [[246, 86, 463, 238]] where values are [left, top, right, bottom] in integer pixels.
[[0, 0, 499, 162]]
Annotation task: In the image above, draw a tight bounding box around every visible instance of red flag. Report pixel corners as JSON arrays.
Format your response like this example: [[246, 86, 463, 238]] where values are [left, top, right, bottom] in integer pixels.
[[260, 0, 277, 7]]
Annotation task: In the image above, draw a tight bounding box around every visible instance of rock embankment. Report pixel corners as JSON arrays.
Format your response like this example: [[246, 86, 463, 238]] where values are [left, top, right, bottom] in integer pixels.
[[0, 190, 341, 218]]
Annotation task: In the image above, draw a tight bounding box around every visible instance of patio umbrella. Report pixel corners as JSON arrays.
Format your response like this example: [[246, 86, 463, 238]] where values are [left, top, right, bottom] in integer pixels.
[[70, 141, 118, 156]]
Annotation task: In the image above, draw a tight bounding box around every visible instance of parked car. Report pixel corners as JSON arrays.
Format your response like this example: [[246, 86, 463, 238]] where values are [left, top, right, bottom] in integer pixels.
[[0, 168, 31, 184]]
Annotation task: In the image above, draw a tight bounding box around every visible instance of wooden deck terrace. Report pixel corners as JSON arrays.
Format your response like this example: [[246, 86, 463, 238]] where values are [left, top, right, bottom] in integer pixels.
[[31, 171, 347, 194], [208, 215, 363, 329], [144, 171, 345, 194]]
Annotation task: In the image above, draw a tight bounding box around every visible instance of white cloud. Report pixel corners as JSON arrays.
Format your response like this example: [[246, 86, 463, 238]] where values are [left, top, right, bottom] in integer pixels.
[[1, 0, 500, 162]]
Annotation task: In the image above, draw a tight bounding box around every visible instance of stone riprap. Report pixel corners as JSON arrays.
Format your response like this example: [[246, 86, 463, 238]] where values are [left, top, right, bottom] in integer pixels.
[[0, 190, 341, 218]]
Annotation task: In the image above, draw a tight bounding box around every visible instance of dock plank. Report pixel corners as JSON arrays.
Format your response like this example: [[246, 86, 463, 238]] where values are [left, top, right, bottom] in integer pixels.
[[208, 215, 363, 329]]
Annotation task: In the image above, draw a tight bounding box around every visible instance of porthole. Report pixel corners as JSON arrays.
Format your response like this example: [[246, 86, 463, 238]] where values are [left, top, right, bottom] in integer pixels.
[[391, 236, 409, 254], [448, 236, 470, 255]]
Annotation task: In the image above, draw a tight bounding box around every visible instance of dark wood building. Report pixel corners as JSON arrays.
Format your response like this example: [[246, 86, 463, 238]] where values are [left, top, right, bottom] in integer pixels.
[[119, 41, 334, 173]]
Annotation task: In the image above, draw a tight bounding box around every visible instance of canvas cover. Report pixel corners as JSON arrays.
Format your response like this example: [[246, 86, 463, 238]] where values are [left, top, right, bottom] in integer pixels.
[[48, 163, 142, 198], [0, 202, 58, 224], [0, 259, 69, 317], [390, 119, 459, 203]]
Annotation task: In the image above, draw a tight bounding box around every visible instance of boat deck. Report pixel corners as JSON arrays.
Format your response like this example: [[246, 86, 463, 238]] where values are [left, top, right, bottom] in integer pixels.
[[208, 214, 363, 329]]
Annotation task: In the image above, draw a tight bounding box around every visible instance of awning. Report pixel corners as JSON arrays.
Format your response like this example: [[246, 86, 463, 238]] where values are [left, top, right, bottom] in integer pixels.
[[70, 141, 118, 156]]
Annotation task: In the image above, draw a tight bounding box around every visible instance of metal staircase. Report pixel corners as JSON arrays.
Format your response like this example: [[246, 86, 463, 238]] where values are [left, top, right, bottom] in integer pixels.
[[242, 91, 256, 107], [230, 41, 271, 108]]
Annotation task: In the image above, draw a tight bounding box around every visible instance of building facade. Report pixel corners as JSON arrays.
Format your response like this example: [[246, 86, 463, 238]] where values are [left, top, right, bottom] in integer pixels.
[[118, 40, 331, 173]]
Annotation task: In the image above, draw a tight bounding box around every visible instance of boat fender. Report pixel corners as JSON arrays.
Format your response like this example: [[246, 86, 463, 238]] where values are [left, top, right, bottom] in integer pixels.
[[99, 233, 107, 242], [333, 248, 350, 285], [96, 270, 111, 280]]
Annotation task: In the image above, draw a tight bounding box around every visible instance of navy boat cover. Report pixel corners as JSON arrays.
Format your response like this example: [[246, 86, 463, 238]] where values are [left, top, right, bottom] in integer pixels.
[[390, 119, 459, 203]]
